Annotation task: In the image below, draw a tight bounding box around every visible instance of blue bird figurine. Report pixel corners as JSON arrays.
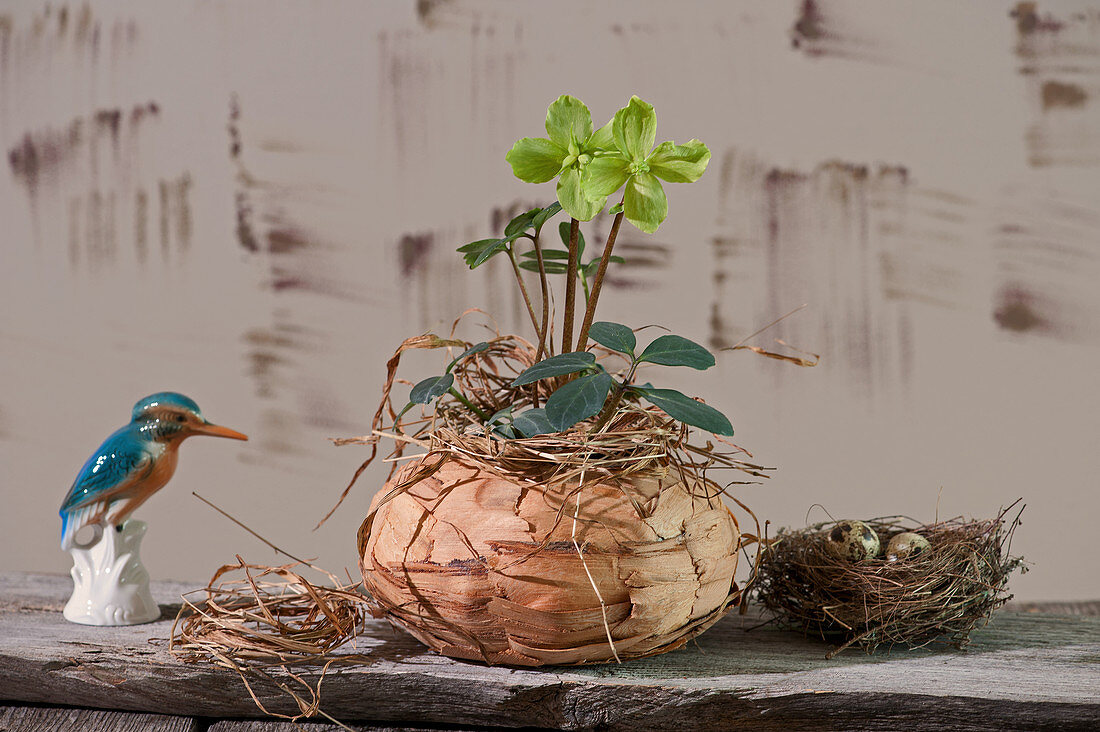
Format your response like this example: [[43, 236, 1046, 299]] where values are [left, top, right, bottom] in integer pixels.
[[60, 392, 248, 550]]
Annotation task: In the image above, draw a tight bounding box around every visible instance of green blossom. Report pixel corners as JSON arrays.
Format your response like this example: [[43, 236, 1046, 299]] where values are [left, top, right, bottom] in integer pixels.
[[505, 95, 614, 221], [583, 96, 711, 233]]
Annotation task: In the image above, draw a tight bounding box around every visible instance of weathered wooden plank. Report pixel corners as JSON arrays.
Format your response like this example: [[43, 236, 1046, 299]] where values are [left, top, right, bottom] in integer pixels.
[[207, 721, 482, 731], [0, 704, 198, 732], [1007, 600, 1100, 616], [1, 572, 1098, 731]]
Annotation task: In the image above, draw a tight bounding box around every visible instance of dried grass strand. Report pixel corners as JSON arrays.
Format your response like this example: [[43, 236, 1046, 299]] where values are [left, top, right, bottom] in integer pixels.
[[571, 466, 621, 664]]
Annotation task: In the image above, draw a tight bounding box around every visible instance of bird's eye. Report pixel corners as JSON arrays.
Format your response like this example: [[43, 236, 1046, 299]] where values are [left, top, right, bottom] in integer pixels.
[[176, 415, 186, 423]]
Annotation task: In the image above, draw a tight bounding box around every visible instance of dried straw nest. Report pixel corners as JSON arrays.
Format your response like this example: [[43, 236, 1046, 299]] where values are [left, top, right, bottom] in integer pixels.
[[752, 508, 1026, 657], [170, 558, 371, 723], [336, 327, 768, 666]]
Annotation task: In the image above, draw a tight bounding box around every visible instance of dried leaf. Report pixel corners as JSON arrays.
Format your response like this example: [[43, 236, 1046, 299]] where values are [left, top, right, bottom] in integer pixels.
[[727, 343, 819, 367]]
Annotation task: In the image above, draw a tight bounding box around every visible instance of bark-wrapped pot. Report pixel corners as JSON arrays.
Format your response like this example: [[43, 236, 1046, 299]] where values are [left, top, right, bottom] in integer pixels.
[[358, 454, 741, 666]]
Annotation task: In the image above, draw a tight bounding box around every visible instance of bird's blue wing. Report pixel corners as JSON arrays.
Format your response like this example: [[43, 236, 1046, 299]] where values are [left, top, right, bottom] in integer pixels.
[[60, 427, 155, 513]]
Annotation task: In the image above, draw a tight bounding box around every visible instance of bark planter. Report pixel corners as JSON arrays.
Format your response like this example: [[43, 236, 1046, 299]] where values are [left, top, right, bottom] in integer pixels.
[[358, 454, 742, 666]]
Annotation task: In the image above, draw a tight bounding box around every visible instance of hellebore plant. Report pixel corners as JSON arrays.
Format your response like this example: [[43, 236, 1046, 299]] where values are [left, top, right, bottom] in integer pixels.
[[408, 94, 732, 438]]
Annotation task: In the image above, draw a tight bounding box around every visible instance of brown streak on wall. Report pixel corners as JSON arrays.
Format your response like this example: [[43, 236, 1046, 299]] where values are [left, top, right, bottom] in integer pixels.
[[994, 286, 1051, 333], [1041, 80, 1088, 109], [992, 190, 1100, 341], [789, 0, 883, 63], [400, 232, 435, 278], [1014, 4, 1100, 167], [134, 188, 148, 264], [158, 179, 170, 259], [1011, 2, 1065, 37], [715, 155, 926, 392], [266, 225, 313, 256]]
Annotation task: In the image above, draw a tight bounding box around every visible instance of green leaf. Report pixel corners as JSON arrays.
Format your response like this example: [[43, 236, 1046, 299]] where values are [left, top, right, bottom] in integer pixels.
[[638, 334, 715, 369], [457, 238, 501, 267], [446, 342, 489, 373], [557, 166, 604, 222], [580, 253, 624, 272], [588, 118, 615, 151], [531, 201, 562, 231], [582, 255, 626, 278], [608, 202, 624, 215], [486, 406, 513, 426], [647, 139, 711, 184], [505, 208, 540, 237], [588, 321, 636, 356], [632, 386, 733, 436], [545, 95, 594, 150], [469, 238, 508, 268], [583, 154, 631, 199], [457, 238, 498, 253], [624, 171, 668, 234], [613, 96, 657, 161], [558, 221, 586, 259], [511, 351, 596, 386], [492, 423, 519, 439], [500, 229, 530, 246], [512, 407, 555, 437], [521, 249, 570, 260], [545, 371, 613, 431], [519, 260, 568, 274], [506, 137, 565, 184], [409, 373, 454, 404]]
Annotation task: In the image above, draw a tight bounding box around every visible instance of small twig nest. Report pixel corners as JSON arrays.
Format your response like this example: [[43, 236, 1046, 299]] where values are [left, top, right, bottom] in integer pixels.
[[170, 558, 371, 725], [752, 505, 1026, 657]]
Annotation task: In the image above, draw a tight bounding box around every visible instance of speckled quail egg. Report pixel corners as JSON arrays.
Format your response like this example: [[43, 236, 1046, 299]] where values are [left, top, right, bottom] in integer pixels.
[[824, 520, 881, 562], [886, 531, 932, 561]]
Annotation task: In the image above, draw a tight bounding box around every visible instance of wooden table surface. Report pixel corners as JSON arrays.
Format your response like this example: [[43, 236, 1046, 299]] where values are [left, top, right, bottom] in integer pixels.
[[1, 572, 1097, 731]]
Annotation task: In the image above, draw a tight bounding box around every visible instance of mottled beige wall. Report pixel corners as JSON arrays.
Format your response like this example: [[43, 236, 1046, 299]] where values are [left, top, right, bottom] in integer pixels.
[[2, 0, 1098, 601]]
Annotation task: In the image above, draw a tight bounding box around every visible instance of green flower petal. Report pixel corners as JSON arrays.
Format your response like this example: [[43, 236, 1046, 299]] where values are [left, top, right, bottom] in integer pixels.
[[506, 137, 566, 184], [583, 154, 631, 199], [613, 96, 657, 162], [647, 139, 711, 183], [587, 118, 615, 151], [558, 166, 604, 221], [624, 172, 668, 233], [545, 95, 594, 150]]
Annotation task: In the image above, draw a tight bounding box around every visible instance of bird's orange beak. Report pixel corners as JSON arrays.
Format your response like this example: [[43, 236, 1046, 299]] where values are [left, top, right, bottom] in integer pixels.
[[194, 421, 249, 441]]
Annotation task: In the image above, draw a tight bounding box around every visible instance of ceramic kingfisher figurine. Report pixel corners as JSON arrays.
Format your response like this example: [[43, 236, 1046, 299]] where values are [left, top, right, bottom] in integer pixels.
[[59, 392, 247, 626]]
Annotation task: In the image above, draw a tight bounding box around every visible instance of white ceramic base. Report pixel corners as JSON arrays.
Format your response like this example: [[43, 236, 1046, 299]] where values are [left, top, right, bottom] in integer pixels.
[[63, 519, 161, 626]]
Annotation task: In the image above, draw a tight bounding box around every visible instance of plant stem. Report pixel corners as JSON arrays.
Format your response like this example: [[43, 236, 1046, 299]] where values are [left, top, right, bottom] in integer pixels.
[[591, 361, 638, 431], [532, 229, 551, 361], [530, 230, 553, 408], [562, 218, 580, 354], [448, 387, 490, 421], [575, 205, 625, 351], [507, 247, 541, 341]]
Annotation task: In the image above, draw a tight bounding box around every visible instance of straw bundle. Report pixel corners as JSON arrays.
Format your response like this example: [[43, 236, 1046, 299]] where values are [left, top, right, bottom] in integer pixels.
[[752, 508, 1025, 657]]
